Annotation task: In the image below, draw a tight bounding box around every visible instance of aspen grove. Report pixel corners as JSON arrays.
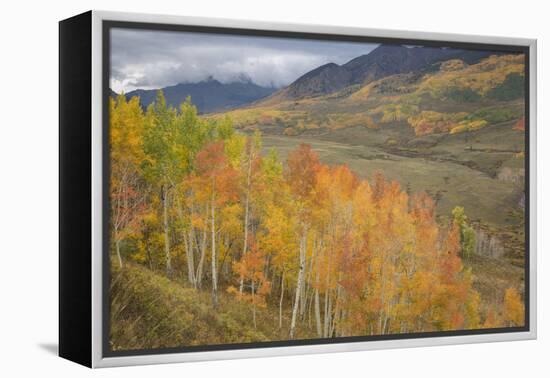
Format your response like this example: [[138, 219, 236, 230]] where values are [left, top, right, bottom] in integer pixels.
[[109, 91, 524, 343]]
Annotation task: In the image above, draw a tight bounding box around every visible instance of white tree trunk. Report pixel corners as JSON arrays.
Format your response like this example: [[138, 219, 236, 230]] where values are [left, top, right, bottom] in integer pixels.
[[315, 288, 322, 337], [324, 289, 331, 337], [187, 228, 196, 287], [211, 194, 218, 308], [239, 192, 249, 295], [176, 197, 195, 287], [290, 230, 306, 339], [181, 230, 195, 287], [239, 146, 253, 295], [162, 186, 172, 278], [279, 271, 285, 329], [300, 242, 315, 321], [195, 204, 208, 289], [115, 238, 123, 268], [300, 268, 307, 319]]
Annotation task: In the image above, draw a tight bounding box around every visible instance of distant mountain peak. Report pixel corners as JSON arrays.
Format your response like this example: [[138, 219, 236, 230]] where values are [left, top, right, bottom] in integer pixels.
[[285, 62, 351, 99], [125, 80, 276, 114], [234, 73, 254, 84], [280, 45, 499, 100], [371, 43, 407, 52]]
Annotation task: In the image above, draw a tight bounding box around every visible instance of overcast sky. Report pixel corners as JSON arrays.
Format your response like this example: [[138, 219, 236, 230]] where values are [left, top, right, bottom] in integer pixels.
[[110, 28, 378, 93]]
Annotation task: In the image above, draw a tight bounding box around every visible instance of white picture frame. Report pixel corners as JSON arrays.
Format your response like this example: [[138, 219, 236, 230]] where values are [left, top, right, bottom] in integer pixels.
[[59, 10, 537, 368]]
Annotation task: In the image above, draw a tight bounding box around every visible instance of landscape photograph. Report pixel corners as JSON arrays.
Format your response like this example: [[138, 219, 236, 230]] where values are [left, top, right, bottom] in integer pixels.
[[107, 27, 527, 352]]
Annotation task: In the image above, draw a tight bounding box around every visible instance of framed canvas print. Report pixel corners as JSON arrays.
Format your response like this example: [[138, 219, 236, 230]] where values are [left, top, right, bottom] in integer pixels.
[[59, 10, 537, 368]]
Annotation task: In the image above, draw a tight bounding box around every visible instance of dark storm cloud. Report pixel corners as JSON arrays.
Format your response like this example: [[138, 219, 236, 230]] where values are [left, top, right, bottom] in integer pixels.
[[110, 28, 378, 92]]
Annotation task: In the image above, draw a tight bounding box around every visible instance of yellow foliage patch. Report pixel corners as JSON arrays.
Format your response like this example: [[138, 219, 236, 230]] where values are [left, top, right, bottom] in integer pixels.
[[419, 54, 525, 97]]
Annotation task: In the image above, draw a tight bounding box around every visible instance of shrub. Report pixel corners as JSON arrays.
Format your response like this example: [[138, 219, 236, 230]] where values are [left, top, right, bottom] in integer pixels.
[[487, 73, 525, 101]]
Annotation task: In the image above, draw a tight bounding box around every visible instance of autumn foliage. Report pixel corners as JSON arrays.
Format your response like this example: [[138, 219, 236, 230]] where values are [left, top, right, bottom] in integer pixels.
[[514, 116, 525, 131], [110, 92, 525, 344]]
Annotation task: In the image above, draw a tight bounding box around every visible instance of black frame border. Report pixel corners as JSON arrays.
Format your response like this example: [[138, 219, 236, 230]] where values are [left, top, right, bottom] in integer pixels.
[[101, 19, 531, 358], [59, 11, 93, 367]]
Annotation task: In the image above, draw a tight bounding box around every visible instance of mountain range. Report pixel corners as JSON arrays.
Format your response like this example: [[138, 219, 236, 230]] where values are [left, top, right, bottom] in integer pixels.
[[208, 44, 524, 139], [114, 78, 276, 114], [278, 44, 499, 99], [117, 44, 507, 118]]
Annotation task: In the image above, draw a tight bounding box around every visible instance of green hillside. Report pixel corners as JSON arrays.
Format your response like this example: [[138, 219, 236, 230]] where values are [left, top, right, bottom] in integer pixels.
[[110, 263, 315, 351]]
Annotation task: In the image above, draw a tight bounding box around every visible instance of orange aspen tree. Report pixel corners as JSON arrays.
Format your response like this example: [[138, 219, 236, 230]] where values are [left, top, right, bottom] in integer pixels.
[[287, 144, 320, 339], [195, 141, 239, 307]]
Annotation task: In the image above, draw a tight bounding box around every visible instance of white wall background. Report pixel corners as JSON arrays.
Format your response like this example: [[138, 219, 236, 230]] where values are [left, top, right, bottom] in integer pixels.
[[0, 0, 546, 376]]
